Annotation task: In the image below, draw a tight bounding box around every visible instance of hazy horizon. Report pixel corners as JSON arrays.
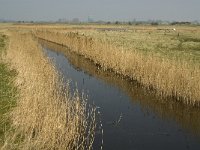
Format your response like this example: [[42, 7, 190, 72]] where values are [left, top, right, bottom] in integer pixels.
[[0, 0, 200, 22]]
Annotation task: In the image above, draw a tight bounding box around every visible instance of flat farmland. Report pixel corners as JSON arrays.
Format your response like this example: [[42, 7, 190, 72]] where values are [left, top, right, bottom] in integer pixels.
[[32, 24, 200, 103]]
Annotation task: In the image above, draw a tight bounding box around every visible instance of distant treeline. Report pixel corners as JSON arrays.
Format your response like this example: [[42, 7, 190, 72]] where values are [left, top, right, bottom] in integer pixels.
[[170, 21, 192, 25], [0, 19, 200, 26], [99, 20, 200, 26]]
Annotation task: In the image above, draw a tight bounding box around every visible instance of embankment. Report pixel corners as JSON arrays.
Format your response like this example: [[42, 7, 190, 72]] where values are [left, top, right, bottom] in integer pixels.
[[35, 30, 200, 104], [2, 31, 96, 150], [0, 33, 17, 147]]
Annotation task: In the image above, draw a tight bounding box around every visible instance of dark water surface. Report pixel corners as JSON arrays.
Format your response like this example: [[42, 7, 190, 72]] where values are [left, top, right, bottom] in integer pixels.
[[40, 40, 200, 150]]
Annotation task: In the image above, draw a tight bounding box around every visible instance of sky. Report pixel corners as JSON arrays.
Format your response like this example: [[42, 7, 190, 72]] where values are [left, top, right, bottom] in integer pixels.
[[0, 0, 200, 22]]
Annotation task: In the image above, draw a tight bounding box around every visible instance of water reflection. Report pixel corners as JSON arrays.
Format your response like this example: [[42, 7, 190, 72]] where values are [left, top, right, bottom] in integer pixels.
[[39, 39, 200, 149], [39, 39, 200, 136]]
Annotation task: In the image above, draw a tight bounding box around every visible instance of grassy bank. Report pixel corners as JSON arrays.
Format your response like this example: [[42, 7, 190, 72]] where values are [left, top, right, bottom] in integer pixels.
[[1, 31, 96, 149], [41, 39, 200, 135], [78, 27, 200, 64], [0, 34, 17, 146], [34, 27, 200, 104]]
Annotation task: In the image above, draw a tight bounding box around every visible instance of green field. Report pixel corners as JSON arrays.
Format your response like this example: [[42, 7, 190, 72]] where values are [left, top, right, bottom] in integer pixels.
[[77, 25, 200, 64], [0, 34, 17, 146], [33, 24, 200, 102]]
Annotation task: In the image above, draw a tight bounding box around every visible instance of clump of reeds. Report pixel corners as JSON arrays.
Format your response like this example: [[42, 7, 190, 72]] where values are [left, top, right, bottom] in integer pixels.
[[35, 30, 200, 104], [2, 31, 96, 150]]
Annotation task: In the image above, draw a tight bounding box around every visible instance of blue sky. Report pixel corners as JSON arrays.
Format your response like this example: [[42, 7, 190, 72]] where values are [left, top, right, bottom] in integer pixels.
[[0, 0, 199, 21]]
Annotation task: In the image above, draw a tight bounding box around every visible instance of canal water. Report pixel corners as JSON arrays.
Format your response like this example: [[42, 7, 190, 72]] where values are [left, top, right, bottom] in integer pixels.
[[40, 40, 200, 150]]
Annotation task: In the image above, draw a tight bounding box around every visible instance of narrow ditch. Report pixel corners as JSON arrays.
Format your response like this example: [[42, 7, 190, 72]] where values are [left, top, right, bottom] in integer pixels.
[[40, 39, 200, 150]]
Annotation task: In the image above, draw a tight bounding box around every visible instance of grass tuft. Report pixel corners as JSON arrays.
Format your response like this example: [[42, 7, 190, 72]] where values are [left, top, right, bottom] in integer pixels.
[[0, 34, 17, 147]]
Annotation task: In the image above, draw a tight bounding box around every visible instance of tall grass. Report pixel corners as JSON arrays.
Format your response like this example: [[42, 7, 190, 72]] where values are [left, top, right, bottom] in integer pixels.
[[0, 34, 17, 147], [2, 31, 96, 149], [78, 28, 200, 64], [41, 39, 200, 135], [35, 30, 200, 104]]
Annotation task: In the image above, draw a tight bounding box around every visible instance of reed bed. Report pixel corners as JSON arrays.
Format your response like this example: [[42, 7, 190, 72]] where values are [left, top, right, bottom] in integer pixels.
[[79, 29, 200, 64], [2, 31, 96, 150], [41, 39, 200, 135], [35, 30, 200, 104]]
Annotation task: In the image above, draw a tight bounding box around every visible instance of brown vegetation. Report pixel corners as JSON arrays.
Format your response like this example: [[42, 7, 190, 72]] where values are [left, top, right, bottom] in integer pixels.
[[41, 39, 200, 135], [2, 31, 96, 149], [34, 29, 200, 104]]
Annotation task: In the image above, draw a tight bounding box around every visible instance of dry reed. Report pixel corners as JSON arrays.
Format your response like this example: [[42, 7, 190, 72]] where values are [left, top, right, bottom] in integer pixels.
[[2, 31, 96, 150], [34, 30, 200, 104], [41, 39, 200, 135]]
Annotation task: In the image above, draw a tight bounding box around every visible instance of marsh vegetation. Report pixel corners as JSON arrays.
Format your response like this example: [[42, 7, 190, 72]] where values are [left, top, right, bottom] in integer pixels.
[[0, 30, 97, 150], [34, 25, 200, 104], [0, 23, 200, 149], [0, 33, 17, 147], [41, 37, 200, 150]]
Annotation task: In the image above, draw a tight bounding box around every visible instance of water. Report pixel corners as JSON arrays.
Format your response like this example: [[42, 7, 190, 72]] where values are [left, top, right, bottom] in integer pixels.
[[40, 40, 200, 150]]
